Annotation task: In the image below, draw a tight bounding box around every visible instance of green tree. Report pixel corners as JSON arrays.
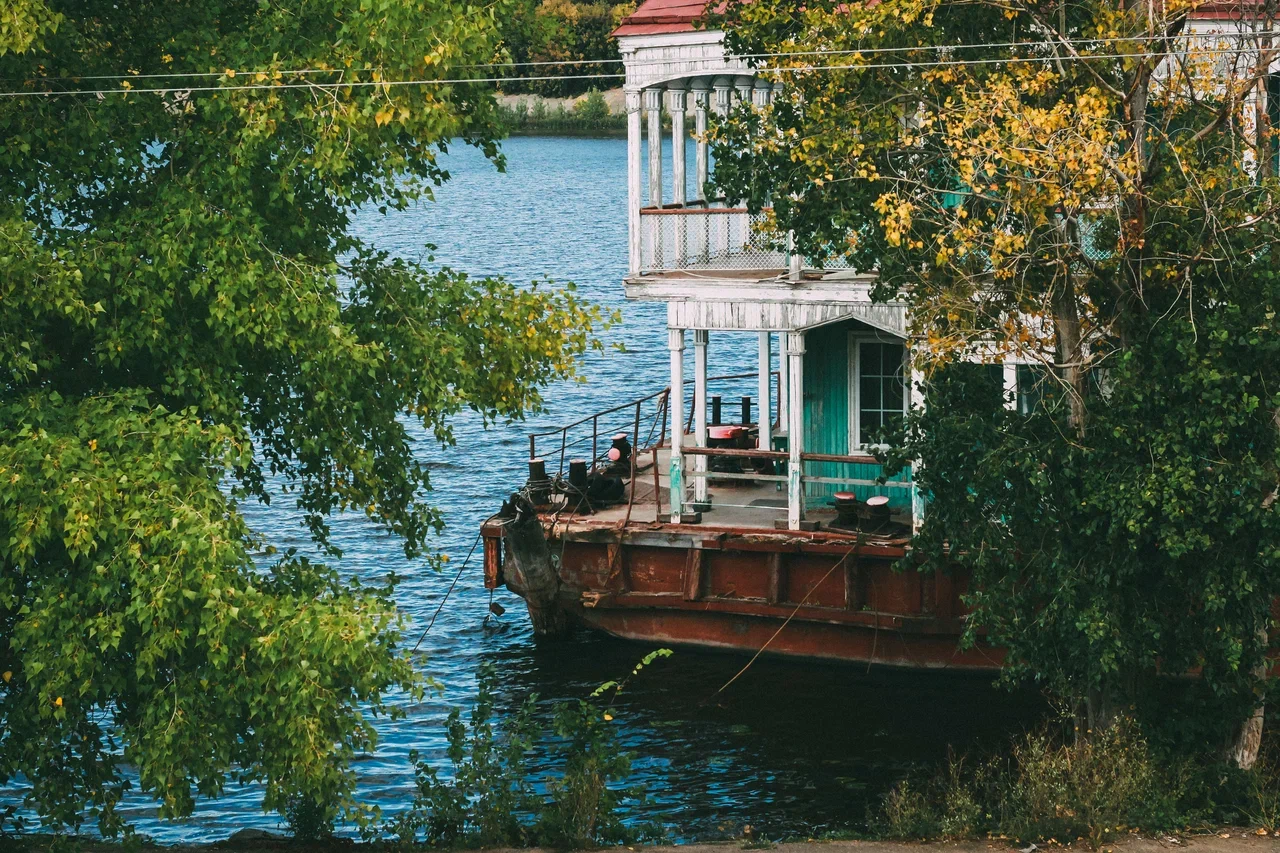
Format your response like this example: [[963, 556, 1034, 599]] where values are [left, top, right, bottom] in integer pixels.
[[500, 0, 633, 97], [0, 0, 605, 834], [710, 0, 1280, 761]]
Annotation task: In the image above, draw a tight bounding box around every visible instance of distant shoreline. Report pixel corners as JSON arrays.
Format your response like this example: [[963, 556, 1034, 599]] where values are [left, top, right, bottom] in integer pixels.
[[496, 87, 678, 138]]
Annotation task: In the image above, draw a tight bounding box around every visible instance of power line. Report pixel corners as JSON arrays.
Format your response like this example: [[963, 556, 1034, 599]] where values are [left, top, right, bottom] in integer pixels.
[[0, 41, 1273, 99], [9, 29, 1280, 85]]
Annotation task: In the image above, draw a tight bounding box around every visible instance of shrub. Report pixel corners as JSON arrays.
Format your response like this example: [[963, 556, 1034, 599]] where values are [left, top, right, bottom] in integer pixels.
[[388, 652, 669, 848], [574, 90, 611, 124], [874, 719, 1194, 848]]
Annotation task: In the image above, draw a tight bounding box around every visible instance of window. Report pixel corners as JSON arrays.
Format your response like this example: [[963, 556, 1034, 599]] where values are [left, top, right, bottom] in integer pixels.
[[1017, 364, 1050, 415], [854, 340, 906, 448]]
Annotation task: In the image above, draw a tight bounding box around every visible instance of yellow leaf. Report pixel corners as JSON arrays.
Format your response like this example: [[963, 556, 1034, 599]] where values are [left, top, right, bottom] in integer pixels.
[[375, 109, 393, 127], [225, 68, 236, 78], [54, 696, 63, 707], [2, 671, 10, 683], [603, 712, 614, 721]]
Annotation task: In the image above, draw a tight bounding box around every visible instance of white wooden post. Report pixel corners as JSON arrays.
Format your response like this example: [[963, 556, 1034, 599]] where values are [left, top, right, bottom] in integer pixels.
[[712, 78, 733, 257], [626, 88, 643, 276], [669, 327, 686, 523], [669, 83, 687, 266], [693, 330, 709, 507], [752, 78, 772, 109], [669, 83, 687, 205], [692, 83, 712, 264], [692, 84, 711, 202], [786, 331, 806, 530], [645, 87, 663, 206], [644, 87, 664, 268], [757, 332, 772, 450]]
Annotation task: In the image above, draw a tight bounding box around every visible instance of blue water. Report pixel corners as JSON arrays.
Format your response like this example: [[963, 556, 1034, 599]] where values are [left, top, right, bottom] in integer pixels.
[[11, 136, 1040, 843]]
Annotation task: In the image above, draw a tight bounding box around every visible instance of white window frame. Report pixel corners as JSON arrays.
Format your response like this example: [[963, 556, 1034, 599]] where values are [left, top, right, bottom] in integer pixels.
[[848, 332, 910, 451]]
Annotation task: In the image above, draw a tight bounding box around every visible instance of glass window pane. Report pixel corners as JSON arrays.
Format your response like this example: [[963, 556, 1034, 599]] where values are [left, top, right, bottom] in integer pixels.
[[882, 377, 901, 412], [861, 376, 881, 409], [861, 342, 882, 375]]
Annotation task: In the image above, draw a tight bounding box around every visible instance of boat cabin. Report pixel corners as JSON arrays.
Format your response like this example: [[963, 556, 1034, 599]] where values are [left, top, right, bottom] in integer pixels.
[[611, 0, 938, 531]]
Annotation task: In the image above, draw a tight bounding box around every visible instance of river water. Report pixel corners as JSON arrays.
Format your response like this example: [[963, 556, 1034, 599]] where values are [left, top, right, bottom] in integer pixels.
[[30, 136, 1042, 843]]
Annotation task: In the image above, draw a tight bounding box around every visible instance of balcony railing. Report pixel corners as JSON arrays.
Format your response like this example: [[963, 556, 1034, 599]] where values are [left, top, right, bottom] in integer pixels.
[[638, 203, 857, 275], [640, 204, 787, 273]]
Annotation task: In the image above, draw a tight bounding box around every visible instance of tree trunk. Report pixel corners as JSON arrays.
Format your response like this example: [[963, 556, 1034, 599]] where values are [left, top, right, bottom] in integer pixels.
[[1051, 275, 1087, 438]]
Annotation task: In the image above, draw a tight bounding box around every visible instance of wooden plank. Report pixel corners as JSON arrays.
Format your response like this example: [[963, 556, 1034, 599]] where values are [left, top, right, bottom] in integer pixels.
[[767, 552, 787, 604], [682, 549, 704, 601]]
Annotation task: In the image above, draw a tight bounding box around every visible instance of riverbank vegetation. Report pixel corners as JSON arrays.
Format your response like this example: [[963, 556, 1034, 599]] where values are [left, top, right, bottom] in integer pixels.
[[0, 0, 607, 839], [498, 90, 628, 135]]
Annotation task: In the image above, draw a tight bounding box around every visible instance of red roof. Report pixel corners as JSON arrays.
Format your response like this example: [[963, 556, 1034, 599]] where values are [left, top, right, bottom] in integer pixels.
[[612, 0, 713, 37]]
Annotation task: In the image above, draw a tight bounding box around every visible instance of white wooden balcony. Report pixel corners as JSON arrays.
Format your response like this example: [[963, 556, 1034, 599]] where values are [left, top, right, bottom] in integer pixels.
[[639, 204, 786, 273]]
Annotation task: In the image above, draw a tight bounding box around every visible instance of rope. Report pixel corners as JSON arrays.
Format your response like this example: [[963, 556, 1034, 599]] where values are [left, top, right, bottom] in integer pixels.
[[705, 537, 861, 701], [411, 529, 483, 653]]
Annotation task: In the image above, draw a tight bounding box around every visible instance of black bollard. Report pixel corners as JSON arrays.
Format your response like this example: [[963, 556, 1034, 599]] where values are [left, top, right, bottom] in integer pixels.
[[528, 457, 551, 505], [710, 395, 722, 426], [741, 396, 752, 425]]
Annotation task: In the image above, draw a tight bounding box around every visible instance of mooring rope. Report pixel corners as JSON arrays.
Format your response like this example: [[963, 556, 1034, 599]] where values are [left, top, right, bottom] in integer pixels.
[[705, 537, 862, 701], [411, 529, 484, 653]]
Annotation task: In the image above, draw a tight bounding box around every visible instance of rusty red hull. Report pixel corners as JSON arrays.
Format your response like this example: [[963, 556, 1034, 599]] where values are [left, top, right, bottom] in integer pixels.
[[483, 516, 1002, 672]]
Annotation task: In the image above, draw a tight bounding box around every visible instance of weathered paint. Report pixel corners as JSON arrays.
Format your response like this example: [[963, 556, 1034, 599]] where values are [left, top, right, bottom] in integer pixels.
[[802, 320, 912, 506], [480, 516, 999, 672]]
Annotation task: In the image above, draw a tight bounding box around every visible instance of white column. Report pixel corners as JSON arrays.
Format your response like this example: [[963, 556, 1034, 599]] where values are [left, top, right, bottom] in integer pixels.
[[644, 87, 664, 269], [735, 75, 754, 105], [669, 327, 686, 523], [786, 331, 806, 530], [1002, 362, 1018, 411], [757, 332, 772, 450], [692, 84, 711, 202], [626, 88, 643, 276], [668, 83, 687, 206], [668, 84, 687, 267], [752, 79, 772, 110], [645, 87, 663, 207], [712, 78, 733, 256], [693, 330, 709, 506], [713, 77, 733, 120]]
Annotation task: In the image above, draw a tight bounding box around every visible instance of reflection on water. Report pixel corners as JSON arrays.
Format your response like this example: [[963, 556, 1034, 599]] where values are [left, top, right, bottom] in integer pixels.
[[6, 136, 1043, 843]]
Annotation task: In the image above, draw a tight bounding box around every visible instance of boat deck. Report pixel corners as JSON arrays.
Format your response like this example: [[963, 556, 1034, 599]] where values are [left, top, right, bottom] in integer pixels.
[[551, 445, 912, 538]]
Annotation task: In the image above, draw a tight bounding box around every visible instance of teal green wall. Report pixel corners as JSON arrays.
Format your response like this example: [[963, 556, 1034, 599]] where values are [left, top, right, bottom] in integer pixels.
[[802, 320, 912, 509]]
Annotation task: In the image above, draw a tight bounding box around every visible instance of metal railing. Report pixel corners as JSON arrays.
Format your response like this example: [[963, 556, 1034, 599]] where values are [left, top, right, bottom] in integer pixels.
[[527, 372, 778, 479]]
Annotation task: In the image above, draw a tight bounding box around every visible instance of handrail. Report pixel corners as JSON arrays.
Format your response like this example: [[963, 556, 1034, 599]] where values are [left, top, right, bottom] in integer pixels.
[[640, 206, 752, 216], [528, 372, 768, 440]]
